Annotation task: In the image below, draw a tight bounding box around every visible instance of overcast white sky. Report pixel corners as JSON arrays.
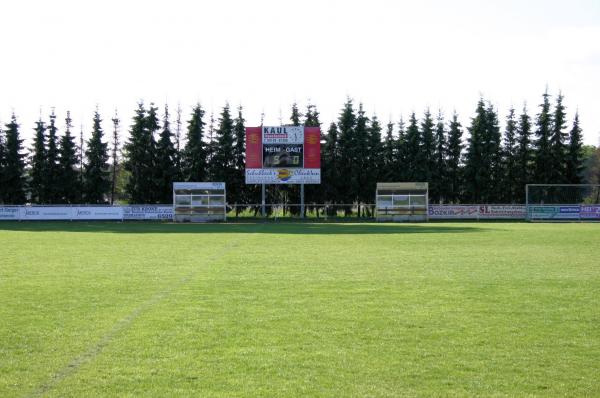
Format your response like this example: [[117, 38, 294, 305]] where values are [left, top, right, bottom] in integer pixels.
[[1, 0, 599, 145]]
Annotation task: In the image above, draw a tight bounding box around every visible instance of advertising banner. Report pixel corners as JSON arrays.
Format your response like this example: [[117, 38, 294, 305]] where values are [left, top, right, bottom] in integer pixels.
[[0, 206, 21, 220], [122, 205, 174, 220], [245, 126, 321, 184], [428, 205, 479, 219], [479, 205, 526, 219], [580, 205, 600, 219], [19, 206, 73, 220], [245, 168, 320, 184], [72, 207, 123, 220]]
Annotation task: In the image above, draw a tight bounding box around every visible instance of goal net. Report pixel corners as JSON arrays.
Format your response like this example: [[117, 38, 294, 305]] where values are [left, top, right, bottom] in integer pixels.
[[526, 184, 600, 221]]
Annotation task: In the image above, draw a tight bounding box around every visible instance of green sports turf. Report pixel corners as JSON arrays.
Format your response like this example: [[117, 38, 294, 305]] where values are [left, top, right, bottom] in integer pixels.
[[0, 222, 599, 397]]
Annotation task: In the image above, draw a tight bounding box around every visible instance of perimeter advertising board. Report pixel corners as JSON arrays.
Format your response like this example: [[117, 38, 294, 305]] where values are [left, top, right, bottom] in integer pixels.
[[245, 126, 321, 184]]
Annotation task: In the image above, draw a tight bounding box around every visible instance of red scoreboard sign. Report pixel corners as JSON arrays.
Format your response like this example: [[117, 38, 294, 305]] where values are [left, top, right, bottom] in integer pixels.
[[246, 126, 321, 184]]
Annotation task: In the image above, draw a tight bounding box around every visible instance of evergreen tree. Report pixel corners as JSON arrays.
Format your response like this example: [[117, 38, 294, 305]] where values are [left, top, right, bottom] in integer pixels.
[[290, 102, 301, 126], [83, 111, 110, 204], [354, 104, 370, 210], [145, 103, 160, 202], [45, 110, 61, 203], [58, 111, 80, 204], [210, 104, 236, 186], [484, 103, 503, 202], [155, 105, 178, 203], [431, 111, 447, 203], [420, 109, 436, 185], [0, 126, 4, 203], [533, 90, 553, 183], [404, 113, 421, 181], [463, 99, 487, 203], [110, 111, 120, 204], [565, 112, 583, 184], [382, 120, 395, 181], [30, 118, 47, 204], [366, 115, 383, 203], [337, 99, 357, 207], [304, 103, 320, 127], [549, 92, 567, 183], [395, 117, 407, 181], [322, 122, 341, 207], [514, 105, 533, 203], [446, 112, 463, 203], [501, 107, 519, 202], [173, 105, 183, 180], [124, 102, 157, 203], [182, 104, 208, 182], [3, 114, 27, 204], [231, 105, 247, 211]]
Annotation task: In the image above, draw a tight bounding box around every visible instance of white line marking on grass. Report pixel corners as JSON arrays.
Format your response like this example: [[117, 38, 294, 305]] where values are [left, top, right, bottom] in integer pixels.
[[29, 238, 242, 398]]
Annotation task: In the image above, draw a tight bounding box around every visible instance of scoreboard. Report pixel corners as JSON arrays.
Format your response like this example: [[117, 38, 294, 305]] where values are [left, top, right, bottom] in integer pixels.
[[245, 126, 321, 184]]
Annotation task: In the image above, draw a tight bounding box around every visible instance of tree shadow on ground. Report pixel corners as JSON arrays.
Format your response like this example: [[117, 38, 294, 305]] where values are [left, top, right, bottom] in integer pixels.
[[0, 221, 495, 235]]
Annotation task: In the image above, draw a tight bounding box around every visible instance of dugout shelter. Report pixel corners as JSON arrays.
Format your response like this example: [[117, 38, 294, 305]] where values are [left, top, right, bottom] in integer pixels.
[[376, 182, 429, 222], [173, 182, 226, 222]]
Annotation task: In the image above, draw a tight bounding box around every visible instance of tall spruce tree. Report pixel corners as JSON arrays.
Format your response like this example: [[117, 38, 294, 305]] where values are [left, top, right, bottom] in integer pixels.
[[501, 108, 519, 203], [155, 105, 178, 203], [404, 113, 421, 181], [420, 109, 436, 186], [182, 104, 208, 182], [173, 105, 183, 180], [0, 125, 5, 203], [549, 92, 567, 183], [337, 99, 357, 207], [323, 122, 341, 207], [395, 117, 407, 181], [58, 111, 80, 203], [565, 112, 583, 184], [366, 115, 383, 203], [533, 90, 553, 183], [110, 111, 120, 205], [3, 114, 27, 204], [382, 120, 395, 181], [514, 105, 533, 203], [83, 110, 110, 204], [210, 104, 236, 185], [446, 112, 463, 203], [354, 104, 370, 210], [145, 104, 160, 202], [485, 103, 503, 202], [463, 99, 487, 203], [231, 106, 247, 210], [124, 102, 157, 203], [290, 102, 301, 126], [30, 118, 47, 204], [45, 110, 61, 203], [431, 111, 447, 203], [304, 103, 320, 127]]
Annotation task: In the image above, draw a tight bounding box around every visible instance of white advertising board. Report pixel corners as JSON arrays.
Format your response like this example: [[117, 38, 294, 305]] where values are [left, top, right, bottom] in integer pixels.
[[19, 207, 73, 220], [173, 182, 225, 190], [123, 205, 173, 220], [479, 205, 526, 219], [428, 205, 479, 219], [72, 207, 123, 220], [0, 206, 20, 220], [245, 168, 321, 184]]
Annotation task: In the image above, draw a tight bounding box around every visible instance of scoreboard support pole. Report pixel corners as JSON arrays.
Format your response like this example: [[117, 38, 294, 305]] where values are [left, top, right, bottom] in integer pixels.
[[261, 184, 266, 217], [300, 184, 305, 219]]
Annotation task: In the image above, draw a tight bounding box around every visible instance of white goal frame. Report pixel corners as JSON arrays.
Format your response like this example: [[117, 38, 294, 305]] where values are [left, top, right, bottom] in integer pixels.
[[525, 184, 600, 221]]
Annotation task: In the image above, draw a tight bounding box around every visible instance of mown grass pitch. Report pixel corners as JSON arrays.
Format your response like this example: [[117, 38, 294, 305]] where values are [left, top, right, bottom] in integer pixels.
[[0, 222, 599, 397]]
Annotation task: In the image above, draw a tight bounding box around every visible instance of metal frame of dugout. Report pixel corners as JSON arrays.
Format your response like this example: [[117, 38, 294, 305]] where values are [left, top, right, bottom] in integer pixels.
[[376, 182, 429, 222], [173, 182, 226, 222]]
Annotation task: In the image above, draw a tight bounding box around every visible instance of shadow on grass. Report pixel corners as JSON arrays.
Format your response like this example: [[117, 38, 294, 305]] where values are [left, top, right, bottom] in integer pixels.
[[0, 221, 491, 235]]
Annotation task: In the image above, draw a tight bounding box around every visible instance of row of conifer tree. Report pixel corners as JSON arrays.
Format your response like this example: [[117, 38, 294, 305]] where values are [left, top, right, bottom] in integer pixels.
[[0, 90, 585, 206]]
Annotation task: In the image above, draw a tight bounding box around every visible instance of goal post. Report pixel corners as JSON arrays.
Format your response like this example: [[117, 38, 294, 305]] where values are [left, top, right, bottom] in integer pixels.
[[525, 184, 600, 221]]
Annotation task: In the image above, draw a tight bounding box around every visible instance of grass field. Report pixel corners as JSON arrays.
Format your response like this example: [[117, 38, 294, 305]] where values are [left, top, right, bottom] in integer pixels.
[[0, 222, 599, 397]]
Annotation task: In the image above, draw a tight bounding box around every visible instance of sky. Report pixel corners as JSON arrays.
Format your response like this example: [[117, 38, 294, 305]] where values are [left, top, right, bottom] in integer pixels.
[[1, 0, 599, 145]]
